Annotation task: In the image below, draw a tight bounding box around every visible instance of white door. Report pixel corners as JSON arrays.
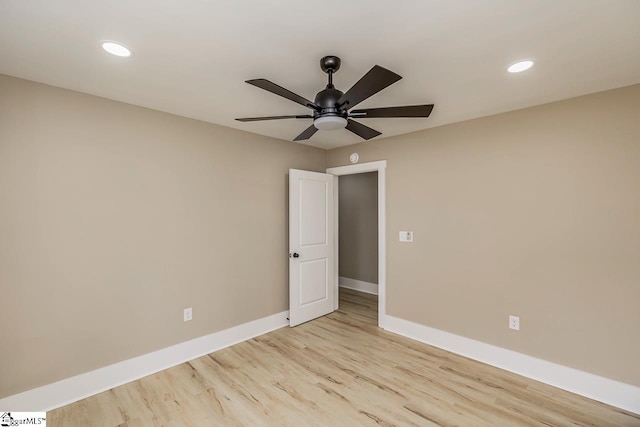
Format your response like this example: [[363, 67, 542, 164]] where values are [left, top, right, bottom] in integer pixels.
[[289, 169, 335, 327]]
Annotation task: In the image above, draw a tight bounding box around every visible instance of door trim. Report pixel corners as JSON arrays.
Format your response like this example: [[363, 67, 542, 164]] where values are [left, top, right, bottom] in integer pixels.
[[326, 160, 387, 328]]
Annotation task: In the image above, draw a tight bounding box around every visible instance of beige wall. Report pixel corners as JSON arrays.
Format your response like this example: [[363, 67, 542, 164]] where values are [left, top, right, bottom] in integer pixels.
[[0, 74, 326, 398], [328, 84, 640, 387], [338, 173, 378, 284]]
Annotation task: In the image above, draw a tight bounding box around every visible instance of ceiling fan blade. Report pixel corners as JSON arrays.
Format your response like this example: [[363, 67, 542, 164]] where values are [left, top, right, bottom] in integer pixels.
[[236, 115, 313, 122], [350, 104, 434, 118], [345, 119, 381, 140], [246, 79, 319, 110], [293, 124, 319, 141], [337, 65, 402, 110]]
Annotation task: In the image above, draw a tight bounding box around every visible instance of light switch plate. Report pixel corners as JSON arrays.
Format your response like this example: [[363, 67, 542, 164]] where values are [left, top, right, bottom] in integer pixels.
[[399, 231, 413, 242]]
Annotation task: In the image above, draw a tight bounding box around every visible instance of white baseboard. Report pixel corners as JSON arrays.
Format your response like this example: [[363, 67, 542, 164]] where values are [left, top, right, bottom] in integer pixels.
[[339, 276, 378, 295], [384, 315, 640, 415], [0, 311, 289, 412]]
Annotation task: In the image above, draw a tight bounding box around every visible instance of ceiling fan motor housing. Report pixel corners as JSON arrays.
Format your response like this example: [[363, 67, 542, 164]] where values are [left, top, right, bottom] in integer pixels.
[[313, 86, 348, 130], [314, 87, 347, 119]]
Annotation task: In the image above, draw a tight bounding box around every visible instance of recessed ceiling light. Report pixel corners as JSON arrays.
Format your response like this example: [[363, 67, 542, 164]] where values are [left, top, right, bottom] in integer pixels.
[[508, 60, 534, 73], [102, 42, 131, 57]]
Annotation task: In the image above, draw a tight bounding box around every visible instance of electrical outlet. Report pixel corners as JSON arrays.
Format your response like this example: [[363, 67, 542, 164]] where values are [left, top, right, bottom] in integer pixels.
[[184, 307, 193, 322], [509, 315, 519, 331], [399, 231, 414, 242]]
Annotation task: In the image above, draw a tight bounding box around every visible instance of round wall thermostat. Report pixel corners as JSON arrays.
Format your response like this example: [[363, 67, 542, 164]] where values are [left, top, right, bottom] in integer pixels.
[[349, 153, 359, 164]]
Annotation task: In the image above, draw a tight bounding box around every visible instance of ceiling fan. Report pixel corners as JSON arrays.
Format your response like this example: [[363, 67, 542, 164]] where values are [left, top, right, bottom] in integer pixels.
[[236, 56, 434, 141]]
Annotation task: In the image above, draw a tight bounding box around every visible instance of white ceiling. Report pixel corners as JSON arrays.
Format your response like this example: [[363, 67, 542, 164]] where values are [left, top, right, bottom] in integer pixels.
[[1, 0, 639, 149]]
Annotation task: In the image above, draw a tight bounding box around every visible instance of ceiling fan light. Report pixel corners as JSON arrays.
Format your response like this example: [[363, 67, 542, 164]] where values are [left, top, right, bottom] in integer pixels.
[[314, 116, 347, 130]]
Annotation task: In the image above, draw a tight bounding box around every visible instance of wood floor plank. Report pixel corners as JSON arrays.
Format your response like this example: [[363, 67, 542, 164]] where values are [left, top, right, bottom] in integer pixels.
[[48, 288, 640, 426]]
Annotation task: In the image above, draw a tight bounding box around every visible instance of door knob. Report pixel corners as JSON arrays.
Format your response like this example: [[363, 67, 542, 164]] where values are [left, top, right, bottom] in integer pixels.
[[292, 252, 300, 258]]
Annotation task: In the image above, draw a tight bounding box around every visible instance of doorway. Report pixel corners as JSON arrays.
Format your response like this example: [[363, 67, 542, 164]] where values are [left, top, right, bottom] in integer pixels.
[[338, 171, 378, 302], [326, 161, 387, 328]]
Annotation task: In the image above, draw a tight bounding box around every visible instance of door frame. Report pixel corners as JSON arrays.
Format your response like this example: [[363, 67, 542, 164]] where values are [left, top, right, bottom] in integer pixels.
[[326, 160, 387, 328]]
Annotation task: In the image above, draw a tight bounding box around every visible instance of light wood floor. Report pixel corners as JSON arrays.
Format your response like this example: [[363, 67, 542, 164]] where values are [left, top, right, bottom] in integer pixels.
[[49, 288, 639, 426]]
